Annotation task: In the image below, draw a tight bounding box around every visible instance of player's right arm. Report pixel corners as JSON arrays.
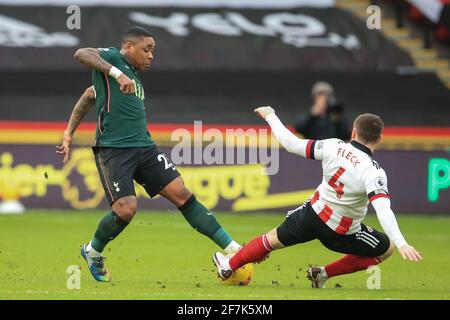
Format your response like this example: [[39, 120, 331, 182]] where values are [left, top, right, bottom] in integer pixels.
[[255, 106, 322, 160], [56, 86, 95, 163], [365, 169, 423, 262], [73, 47, 134, 93], [371, 198, 422, 262]]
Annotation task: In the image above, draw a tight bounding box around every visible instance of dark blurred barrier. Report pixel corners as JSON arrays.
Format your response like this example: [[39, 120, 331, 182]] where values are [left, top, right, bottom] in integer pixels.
[[1, 70, 449, 126], [1, 4, 448, 126], [0, 5, 413, 71], [0, 144, 448, 213]]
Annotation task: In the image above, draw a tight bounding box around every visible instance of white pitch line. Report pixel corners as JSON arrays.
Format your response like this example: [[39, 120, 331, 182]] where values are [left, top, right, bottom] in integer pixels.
[[0, 289, 319, 299]]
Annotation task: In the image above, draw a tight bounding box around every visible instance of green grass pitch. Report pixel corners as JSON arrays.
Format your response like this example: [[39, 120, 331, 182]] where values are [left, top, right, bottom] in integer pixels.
[[0, 210, 449, 300]]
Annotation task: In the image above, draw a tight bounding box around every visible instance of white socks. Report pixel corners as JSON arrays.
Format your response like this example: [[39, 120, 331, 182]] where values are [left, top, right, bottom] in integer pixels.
[[224, 241, 242, 255], [320, 267, 329, 279], [86, 242, 102, 258]]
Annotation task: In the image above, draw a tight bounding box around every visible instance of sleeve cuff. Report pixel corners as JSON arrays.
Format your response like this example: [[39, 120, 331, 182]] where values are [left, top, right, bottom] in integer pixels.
[[394, 239, 408, 249], [368, 190, 390, 202]]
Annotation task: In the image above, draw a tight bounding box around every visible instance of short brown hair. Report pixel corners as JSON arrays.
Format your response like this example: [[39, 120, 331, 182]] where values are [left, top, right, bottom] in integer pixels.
[[354, 113, 384, 144]]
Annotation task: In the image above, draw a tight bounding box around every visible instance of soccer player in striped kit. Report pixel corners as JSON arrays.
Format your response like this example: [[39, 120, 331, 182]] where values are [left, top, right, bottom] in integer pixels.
[[213, 106, 422, 288]]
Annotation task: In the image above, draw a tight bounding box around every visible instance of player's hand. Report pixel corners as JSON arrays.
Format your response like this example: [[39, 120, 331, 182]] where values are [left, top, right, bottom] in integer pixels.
[[398, 244, 423, 262], [254, 106, 275, 120], [56, 131, 73, 164], [116, 74, 135, 93]]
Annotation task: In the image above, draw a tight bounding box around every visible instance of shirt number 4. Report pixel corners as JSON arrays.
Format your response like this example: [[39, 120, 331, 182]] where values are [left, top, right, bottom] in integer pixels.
[[328, 167, 346, 199]]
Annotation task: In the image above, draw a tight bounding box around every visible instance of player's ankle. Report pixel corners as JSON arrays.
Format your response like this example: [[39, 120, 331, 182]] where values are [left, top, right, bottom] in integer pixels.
[[320, 267, 329, 279], [224, 241, 241, 255], [86, 242, 103, 258]]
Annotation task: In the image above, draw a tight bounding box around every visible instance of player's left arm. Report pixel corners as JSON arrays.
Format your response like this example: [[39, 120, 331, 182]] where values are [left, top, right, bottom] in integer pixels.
[[56, 86, 95, 163], [366, 170, 423, 262], [74, 47, 134, 93], [254, 106, 322, 160], [74, 47, 113, 74]]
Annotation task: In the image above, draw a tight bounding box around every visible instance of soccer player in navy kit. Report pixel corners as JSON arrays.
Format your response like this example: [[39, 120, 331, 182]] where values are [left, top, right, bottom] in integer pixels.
[[57, 27, 241, 282]]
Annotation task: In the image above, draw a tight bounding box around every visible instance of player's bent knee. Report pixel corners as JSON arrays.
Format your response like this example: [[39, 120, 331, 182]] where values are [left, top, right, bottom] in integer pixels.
[[177, 185, 193, 203], [113, 196, 138, 222], [266, 228, 284, 250], [169, 188, 192, 208], [115, 206, 137, 222], [160, 177, 193, 207], [378, 241, 395, 261]]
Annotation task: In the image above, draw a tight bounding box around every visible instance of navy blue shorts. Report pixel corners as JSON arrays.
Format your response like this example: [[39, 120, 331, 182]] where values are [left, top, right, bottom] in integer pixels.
[[93, 146, 180, 205]]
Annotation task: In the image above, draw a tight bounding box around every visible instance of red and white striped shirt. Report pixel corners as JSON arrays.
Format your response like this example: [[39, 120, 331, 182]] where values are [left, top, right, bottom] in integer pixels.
[[266, 113, 407, 248], [306, 138, 389, 235]]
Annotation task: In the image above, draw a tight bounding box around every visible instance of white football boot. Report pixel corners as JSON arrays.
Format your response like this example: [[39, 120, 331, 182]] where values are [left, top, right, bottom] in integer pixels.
[[307, 266, 328, 289], [212, 252, 233, 280]]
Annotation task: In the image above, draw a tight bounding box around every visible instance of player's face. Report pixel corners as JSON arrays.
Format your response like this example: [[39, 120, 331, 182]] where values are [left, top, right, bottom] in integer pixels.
[[126, 37, 155, 71]]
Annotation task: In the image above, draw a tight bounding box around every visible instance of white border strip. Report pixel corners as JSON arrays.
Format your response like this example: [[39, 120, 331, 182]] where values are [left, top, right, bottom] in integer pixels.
[[0, 0, 335, 8]]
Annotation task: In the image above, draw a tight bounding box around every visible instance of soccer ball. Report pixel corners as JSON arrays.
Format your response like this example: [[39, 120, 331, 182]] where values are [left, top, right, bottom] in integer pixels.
[[219, 263, 254, 286]]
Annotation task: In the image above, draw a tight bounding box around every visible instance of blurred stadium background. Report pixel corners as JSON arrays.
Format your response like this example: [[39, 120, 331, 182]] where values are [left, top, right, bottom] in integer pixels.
[[0, 0, 449, 299]]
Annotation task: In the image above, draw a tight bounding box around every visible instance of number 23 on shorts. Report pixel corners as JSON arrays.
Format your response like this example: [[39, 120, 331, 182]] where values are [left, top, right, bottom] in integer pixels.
[[158, 153, 176, 171]]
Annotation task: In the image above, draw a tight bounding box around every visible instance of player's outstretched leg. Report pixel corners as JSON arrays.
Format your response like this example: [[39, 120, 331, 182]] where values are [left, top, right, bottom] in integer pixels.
[[160, 177, 241, 254], [81, 196, 135, 282], [178, 194, 241, 253], [307, 242, 395, 289], [213, 229, 281, 280]]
